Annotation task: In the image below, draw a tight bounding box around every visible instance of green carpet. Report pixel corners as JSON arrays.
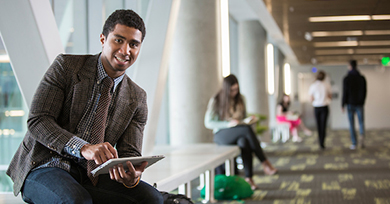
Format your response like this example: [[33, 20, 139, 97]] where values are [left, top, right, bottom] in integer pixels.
[[193, 129, 390, 204]]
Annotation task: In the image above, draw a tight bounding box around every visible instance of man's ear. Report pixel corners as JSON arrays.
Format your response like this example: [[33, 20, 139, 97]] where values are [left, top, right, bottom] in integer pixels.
[[100, 34, 106, 46]]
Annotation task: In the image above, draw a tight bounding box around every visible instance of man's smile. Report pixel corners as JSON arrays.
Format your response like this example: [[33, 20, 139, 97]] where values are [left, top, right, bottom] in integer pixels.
[[115, 56, 129, 63]]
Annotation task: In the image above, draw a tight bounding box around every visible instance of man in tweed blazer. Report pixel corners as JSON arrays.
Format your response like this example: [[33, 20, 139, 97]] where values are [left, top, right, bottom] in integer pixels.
[[6, 10, 163, 204]]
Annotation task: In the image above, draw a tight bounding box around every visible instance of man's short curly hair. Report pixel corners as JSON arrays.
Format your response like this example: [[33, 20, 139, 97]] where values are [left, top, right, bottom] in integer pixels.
[[102, 9, 146, 42]]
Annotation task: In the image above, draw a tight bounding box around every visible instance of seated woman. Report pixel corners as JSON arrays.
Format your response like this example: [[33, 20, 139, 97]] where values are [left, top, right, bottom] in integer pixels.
[[204, 74, 277, 190], [276, 94, 312, 142]]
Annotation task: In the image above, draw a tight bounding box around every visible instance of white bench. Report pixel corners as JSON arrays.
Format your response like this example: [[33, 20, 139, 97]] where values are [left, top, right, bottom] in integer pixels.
[[142, 143, 240, 203], [0, 144, 240, 203], [0, 193, 25, 204]]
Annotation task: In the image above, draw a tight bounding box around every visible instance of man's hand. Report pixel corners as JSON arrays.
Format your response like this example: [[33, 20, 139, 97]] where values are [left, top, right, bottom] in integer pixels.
[[109, 161, 148, 186], [81, 142, 118, 165]]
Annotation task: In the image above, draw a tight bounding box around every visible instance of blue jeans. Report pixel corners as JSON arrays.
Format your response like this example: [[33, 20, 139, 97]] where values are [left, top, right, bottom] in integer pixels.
[[22, 165, 163, 204], [347, 104, 365, 145]]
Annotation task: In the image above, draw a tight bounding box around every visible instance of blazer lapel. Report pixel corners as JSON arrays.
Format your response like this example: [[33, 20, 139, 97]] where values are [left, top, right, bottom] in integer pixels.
[[69, 55, 99, 132], [105, 76, 136, 144]]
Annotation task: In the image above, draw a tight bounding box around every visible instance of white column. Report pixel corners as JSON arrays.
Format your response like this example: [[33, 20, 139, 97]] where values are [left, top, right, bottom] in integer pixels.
[[132, 0, 181, 155], [238, 20, 268, 116], [169, 0, 221, 145], [0, 0, 64, 108]]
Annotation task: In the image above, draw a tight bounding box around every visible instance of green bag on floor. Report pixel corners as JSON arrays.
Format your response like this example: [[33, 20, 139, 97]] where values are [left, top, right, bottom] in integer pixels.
[[200, 175, 253, 200]]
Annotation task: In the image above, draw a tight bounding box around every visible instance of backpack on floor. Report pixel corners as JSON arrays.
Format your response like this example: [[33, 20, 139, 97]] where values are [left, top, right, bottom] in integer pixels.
[[160, 191, 194, 204], [200, 175, 253, 200]]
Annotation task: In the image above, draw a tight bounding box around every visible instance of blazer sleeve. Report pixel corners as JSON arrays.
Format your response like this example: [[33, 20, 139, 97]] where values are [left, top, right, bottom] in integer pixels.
[[27, 54, 77, 155]]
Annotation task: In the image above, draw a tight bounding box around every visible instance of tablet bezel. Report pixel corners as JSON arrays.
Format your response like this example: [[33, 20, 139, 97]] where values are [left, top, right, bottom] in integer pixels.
[[91, 155, 165, 176]]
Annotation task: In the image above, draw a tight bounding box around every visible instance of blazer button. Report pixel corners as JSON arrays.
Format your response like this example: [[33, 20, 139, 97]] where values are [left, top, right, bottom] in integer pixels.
[[32, 161, 36, 165]]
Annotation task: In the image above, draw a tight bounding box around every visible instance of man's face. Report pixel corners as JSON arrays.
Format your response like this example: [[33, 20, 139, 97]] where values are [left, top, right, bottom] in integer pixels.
[[100, 24, 143, 78]]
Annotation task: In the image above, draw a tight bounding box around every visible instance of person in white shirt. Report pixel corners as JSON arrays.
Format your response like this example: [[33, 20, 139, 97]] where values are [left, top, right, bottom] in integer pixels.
[[308, 71, 332, 149]]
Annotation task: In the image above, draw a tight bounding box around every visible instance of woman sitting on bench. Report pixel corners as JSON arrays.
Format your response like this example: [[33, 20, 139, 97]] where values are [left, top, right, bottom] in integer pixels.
[[204, 74, 277, 190]]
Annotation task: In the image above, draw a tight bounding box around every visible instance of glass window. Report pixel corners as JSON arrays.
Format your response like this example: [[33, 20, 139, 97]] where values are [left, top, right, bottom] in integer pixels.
[[53, 0, 88, 54], [0, 36, 28, 192]]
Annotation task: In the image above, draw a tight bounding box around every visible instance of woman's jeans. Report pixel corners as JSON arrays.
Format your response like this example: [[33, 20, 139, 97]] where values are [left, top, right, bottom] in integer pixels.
[[347, 104, 365, 145], [22, 164, 163, 204]]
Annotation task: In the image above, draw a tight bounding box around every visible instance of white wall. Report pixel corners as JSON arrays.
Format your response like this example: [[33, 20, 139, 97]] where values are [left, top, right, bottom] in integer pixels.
[[291, 64, 390, 130], [360, 66, 390, 129]]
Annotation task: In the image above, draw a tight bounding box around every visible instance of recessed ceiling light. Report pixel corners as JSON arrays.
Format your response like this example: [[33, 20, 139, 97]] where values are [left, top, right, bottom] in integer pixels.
[[310, 30, 390, 38], [311, 30, 363, 37], [371, 15, 390, 20], [315, 48, 390, 55], [309, 15, 371, 22], [355, 48, 390, 54], [359, 41, 390, 46], [309, 15, 390, 22], [315, 49, 354, 55], [365, 30, 390, 35], [314, 40, 390, 48], [314, 41, 358, 47]]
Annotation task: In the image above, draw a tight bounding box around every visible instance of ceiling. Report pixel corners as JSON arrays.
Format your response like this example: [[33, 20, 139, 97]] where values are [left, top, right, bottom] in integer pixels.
[[265, 0, 390, 66]]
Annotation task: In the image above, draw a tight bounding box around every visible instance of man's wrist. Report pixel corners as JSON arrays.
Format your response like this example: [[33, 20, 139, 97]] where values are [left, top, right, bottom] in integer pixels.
[[123, 177, 140, 188], [80, 144, 91, 159]]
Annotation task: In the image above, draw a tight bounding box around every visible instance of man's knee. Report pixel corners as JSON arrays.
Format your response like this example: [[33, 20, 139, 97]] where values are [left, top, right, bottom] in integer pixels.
[[23, 180, 92, 204], [138, 184, 164, 204], [145, 191, 164, 204], [23, 168, 93, 204]]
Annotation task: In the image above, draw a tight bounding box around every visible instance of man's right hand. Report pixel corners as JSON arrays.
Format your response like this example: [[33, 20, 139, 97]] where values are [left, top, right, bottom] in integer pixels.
[[81, 142, 118, 165]]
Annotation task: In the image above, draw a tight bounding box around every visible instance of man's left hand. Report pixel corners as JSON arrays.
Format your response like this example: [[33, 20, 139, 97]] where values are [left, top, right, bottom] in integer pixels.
[[109, 161, 148, 187]]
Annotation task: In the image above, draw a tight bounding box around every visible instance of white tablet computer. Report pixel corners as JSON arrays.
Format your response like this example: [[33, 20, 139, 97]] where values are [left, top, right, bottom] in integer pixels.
[[91, 155, 165, 176]]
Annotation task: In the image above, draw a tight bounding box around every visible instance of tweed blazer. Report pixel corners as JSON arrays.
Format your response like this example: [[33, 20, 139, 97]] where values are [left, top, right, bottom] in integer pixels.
[[6, 54, 148, 196]]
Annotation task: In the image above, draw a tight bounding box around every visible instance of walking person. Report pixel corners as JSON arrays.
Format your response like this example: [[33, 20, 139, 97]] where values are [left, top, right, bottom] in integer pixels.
[[342, 60, 367, 149], [204, 74, 277, 190], [309, 71, 332, 150]]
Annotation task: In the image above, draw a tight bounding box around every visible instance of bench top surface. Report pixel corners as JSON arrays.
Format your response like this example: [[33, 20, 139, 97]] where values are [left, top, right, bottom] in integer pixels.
[[142, 143, 240, 192]]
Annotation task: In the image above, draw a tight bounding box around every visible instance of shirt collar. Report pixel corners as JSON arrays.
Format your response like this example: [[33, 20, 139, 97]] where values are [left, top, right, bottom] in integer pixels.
[[97, 56, 125, 92]]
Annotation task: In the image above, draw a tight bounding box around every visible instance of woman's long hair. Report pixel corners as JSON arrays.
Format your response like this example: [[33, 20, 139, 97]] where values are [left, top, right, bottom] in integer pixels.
[[212, 75, 245, 120]]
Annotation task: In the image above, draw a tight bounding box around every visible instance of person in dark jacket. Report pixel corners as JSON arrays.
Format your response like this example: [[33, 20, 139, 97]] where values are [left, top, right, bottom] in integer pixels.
[[342, 60, 367, 149]]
